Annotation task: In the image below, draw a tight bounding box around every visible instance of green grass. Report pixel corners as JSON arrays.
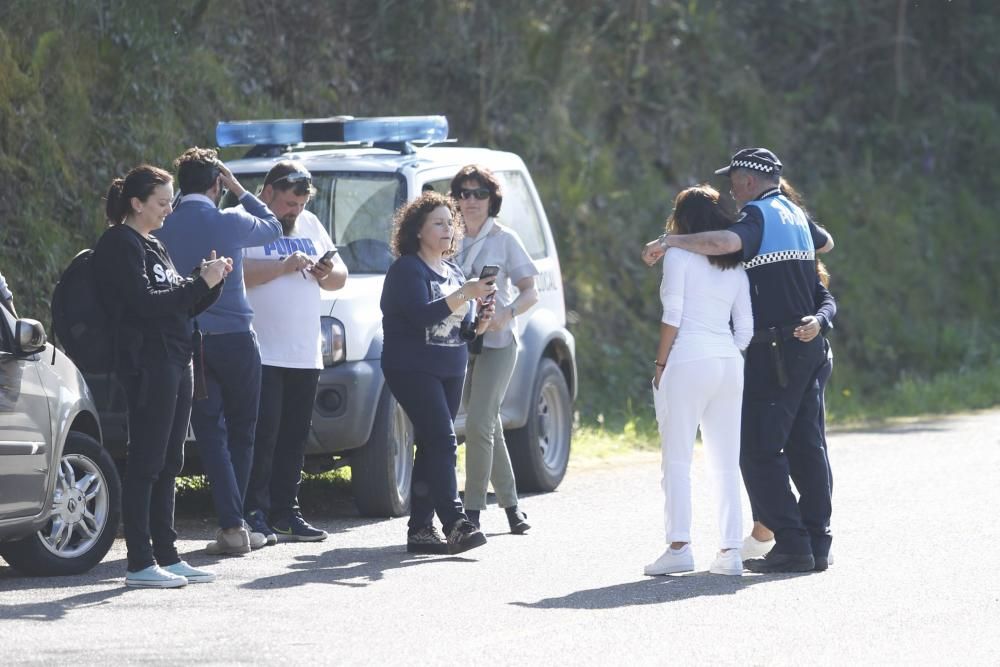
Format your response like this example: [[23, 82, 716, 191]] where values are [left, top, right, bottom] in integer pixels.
[[176, 468, 352, 517], [826, 361, 1000, 425]]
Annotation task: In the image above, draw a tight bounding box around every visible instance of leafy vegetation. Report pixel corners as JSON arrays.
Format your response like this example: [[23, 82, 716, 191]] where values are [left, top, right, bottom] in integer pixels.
[[0, 0, 996, 426]]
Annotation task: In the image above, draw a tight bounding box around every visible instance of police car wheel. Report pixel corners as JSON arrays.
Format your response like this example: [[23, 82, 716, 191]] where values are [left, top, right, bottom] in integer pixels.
[[350, 386, 414, 518], [506, 358, 572, 493], [0, 432, 121, 576]]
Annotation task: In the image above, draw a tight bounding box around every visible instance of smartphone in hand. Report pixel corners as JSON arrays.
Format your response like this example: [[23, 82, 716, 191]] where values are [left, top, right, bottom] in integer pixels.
[[319, 248, 338, 264], [479, 264, 499, 303]]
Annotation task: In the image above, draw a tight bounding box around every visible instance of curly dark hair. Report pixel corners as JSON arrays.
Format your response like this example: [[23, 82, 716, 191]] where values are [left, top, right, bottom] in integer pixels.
[[666, 185, 742, 270], [450, 164, 503, 218], [390, 191, 463, 257]]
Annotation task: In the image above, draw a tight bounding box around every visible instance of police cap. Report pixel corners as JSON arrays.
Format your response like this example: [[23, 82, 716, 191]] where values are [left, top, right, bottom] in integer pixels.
[[714, 148, 783, 176]]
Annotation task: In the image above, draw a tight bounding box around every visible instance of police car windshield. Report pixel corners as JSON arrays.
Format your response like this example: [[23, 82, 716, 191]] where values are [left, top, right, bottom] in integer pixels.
[[222, 171, 405, 274]]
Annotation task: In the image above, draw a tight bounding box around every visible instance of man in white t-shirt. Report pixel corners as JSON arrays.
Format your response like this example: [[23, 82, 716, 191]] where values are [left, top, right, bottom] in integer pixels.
[[242, 161, 348, 543]]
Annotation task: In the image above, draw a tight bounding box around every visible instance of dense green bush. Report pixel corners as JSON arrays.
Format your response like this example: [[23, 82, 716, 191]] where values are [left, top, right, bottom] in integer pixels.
[[0, 0, 996, 423]]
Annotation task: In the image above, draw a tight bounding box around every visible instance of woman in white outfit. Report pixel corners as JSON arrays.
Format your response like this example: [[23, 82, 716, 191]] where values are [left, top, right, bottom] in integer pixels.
[[646, 185, 753, 577]]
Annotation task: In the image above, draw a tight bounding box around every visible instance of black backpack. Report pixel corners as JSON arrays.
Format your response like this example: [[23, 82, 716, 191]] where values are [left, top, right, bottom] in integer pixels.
[[51, 249, 120, 374]]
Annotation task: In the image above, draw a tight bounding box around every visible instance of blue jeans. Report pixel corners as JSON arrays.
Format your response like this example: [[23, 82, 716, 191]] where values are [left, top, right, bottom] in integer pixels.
[[382, 369, 467, 532], [191, 331, 261, 529]]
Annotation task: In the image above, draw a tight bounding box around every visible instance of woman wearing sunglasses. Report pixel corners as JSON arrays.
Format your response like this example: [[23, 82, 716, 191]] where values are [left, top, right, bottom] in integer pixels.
[[450, 165, 539, 534]]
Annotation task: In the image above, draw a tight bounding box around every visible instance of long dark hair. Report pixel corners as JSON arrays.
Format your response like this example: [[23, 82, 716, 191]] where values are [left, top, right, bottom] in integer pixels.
[[781, 177, 831, 286], [105, 165, 173, 226], [390, 191, 462, 257], [666, 185, 741, 269]]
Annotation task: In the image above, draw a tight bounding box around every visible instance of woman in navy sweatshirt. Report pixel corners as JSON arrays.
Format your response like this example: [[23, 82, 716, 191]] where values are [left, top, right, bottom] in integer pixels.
[[92, 165, 231, 588], [380, 191, 495, 555]]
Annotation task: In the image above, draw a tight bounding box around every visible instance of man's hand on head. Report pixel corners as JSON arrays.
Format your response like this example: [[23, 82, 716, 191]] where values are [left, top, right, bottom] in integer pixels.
[[216, 161, 247, 198]]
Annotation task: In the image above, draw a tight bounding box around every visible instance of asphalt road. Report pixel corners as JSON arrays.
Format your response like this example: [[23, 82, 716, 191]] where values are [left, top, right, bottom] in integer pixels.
[[2, 409, 999, 665]]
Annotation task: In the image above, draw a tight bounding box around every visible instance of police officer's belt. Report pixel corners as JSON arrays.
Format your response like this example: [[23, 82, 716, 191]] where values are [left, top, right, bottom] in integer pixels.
[[749, 324, 799, 345]]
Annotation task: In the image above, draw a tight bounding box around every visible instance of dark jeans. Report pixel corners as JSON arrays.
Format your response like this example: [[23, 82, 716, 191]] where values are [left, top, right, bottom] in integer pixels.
[[740, 336, 832, 558], [122, 359, 193, 572], [382, 369, 466, 532], [245, 365, 320, 520], [191, 331, 261, 529], [750, 341, 834, 523]]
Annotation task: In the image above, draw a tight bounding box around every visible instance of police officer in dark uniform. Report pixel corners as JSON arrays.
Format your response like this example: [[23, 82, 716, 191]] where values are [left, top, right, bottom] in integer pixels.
[[642, 148, 835, 572]]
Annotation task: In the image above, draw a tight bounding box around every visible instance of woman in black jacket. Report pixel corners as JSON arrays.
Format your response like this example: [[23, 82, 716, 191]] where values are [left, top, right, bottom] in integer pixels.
[[93, 165, 231, 588]]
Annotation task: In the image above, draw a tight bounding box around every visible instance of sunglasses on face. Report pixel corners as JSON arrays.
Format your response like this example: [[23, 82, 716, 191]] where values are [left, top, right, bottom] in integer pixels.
[[456, 187, 490, 201], [271, 171, 313, 187]]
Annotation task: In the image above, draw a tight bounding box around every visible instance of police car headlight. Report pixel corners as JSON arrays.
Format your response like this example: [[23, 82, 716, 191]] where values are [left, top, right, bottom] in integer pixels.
[[320, 317, 345, 367]]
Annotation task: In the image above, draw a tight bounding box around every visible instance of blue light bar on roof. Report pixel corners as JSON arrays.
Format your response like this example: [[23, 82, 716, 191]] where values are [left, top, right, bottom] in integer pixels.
[[216, 115, 449, 147]]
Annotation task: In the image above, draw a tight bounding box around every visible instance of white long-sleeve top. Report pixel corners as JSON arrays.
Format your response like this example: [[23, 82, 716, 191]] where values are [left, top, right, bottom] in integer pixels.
[[659, 248, 753, 364]]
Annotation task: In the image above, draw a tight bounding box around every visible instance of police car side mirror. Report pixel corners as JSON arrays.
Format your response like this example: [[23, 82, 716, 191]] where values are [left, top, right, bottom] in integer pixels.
[[14, 319, 47, 356]]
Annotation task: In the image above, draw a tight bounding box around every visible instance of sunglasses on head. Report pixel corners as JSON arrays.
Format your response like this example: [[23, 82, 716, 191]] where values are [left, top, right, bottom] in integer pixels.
[[456, 187, 490, 201], [271, 170, 313, 187]]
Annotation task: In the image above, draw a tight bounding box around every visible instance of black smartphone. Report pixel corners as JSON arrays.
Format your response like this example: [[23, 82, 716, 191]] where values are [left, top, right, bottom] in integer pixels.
[[479, 264, 499, 303], [319, 249, 338, 264]]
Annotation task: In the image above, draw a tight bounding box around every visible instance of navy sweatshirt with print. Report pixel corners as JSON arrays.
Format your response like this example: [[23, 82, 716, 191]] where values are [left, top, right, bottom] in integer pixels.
[[380, 254, 474, 378]]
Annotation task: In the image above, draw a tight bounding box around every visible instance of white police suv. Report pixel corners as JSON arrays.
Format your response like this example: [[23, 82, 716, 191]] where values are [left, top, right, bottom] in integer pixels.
[[218, 116, 576, 516]]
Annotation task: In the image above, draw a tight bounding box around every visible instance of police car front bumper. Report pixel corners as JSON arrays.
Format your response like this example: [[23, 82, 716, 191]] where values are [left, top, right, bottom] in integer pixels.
[[306, 359, 383, 455]]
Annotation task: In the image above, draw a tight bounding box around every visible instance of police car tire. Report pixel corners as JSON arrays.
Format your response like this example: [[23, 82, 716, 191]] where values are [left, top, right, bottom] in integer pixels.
[[0, 432, 121, 577], [506, 358, 572, 493], [350, 386, 413, 518]]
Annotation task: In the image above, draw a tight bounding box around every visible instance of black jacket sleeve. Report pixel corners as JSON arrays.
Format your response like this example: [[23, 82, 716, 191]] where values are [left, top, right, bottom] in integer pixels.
[[188, 268, 224, 317], [813, 280, 837, 333], [96, 226, 212, 318]]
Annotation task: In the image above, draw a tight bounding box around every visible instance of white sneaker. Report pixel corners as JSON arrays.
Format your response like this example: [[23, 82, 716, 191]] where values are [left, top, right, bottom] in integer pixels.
[[742, 535, 775, 559], [644, 545, 695, 576], [163, 560, 217, 583], [709, 549, 743, 576], [205, 527, 251, 555], [245, 522, 268, 550], [125, 564, 188, 588]]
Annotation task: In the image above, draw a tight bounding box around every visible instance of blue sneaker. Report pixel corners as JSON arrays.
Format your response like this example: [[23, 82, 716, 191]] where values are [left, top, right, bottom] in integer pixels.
[[271, 511, 328, 542], [245, 509, 277, 546]]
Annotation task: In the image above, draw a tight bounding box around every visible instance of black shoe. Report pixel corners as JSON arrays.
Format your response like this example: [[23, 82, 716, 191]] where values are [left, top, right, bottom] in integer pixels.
[[446, 519, 487, 555], [466, 510, 480, 530], [744, 551, 815, 573], [813, 555, 830, 572], [505, 506, 530, 534], [407, 526, 448, 554], [271, 511, 328, 542], [245, 509, 277, 546]]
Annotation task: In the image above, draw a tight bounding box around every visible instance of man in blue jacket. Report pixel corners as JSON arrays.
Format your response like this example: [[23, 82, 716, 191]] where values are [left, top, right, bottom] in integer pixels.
[[156, 147, 282, 555]]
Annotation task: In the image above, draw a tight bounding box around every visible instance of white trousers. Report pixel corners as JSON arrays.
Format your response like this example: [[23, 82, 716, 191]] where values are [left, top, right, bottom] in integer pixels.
[[652, 355, 744, 550]]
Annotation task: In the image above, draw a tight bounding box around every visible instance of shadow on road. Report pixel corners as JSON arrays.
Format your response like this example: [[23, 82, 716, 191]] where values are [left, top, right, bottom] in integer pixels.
[[241, 546, 475, 590], [832, 420, 951, 436], [511, 571, 813, 609], [0, 585, 130, 621]]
